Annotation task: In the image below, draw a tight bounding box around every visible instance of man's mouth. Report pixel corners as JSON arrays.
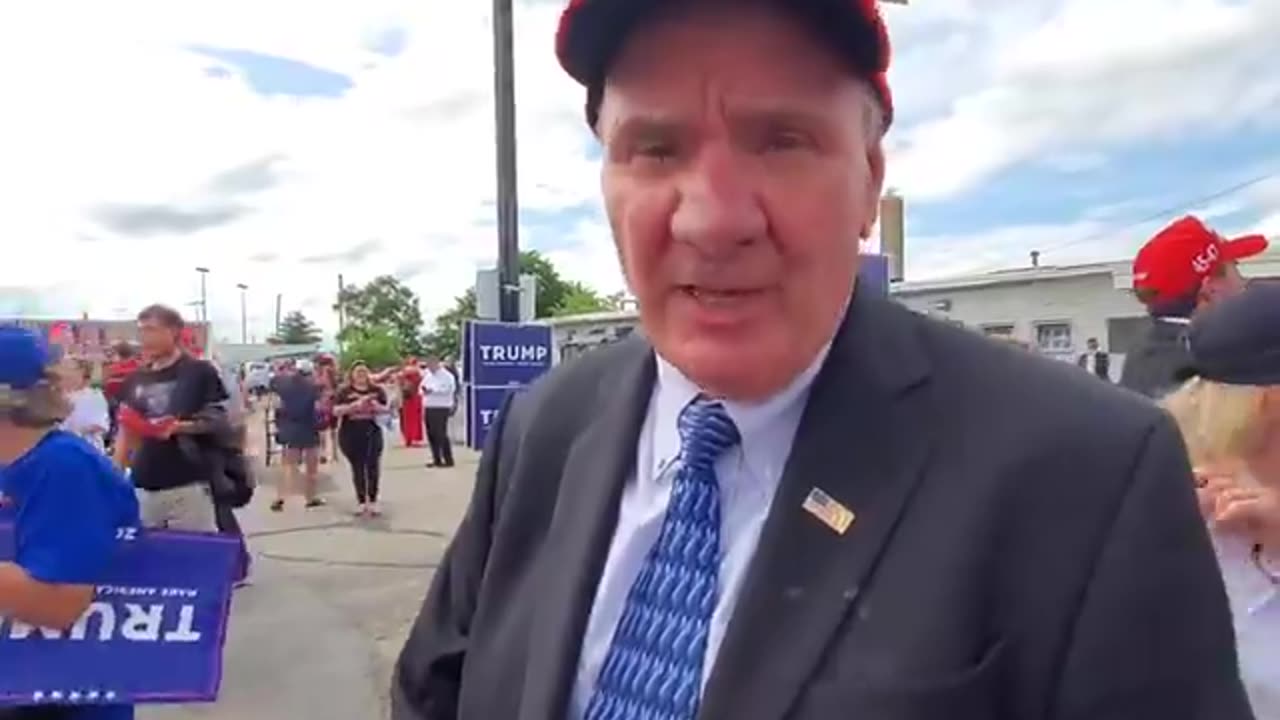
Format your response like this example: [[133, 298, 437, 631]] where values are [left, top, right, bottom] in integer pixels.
[[679, 286, 762, 305]]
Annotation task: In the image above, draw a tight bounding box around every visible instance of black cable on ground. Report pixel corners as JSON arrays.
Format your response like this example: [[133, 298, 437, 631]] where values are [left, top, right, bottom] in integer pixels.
[[245, 522, 446, 570]]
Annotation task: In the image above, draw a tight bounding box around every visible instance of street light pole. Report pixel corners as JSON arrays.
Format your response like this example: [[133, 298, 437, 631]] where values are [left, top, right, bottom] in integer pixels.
[[492, 0, 520, 322], [195, 267, 210, 324], [236, 283, 249, 344]]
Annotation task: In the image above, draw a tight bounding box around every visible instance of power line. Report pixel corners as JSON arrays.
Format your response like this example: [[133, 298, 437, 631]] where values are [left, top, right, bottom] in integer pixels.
[[1046, 169, 1279, 255]]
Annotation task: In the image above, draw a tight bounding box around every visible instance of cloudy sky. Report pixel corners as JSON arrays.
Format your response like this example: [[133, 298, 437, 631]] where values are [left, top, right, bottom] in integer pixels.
[[1, 0, 1277, 342]]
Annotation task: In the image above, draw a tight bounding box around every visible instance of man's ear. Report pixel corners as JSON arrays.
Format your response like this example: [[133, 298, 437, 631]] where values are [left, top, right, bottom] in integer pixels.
[[859, 144, 886, 240]]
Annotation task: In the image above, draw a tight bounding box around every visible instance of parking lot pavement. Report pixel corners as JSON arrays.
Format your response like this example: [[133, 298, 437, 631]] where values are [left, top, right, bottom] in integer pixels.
[[142, 440, 478, 720]]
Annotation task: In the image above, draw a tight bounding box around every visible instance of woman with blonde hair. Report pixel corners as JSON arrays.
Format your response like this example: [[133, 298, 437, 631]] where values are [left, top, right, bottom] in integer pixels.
[[1161, 283, 1280, 718]]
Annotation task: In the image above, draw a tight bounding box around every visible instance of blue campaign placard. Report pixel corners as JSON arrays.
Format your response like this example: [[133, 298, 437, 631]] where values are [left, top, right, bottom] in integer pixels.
[[469, 321, 553, 388], [858, 253, 890, 298], [468, 385, 520, 450], [0, 525, 239, 707]]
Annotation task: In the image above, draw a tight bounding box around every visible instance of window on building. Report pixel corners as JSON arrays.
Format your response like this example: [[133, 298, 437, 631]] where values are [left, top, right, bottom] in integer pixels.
[[982, 324, 1015, 337], [1034, 322, 1074, 357]]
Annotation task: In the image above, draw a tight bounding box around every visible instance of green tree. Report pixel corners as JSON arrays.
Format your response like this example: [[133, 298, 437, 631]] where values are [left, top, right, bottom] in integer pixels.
[[335, 275, 426, 356], [340, 325, 402, 371], [421, 250, 612, 360], [553, 281, 610, 316], [423, 288, 475, 362], [271, 311, 323, 344]]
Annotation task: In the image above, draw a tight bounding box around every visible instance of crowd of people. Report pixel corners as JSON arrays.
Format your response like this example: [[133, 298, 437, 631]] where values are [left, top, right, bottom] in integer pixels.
[[0, 300, 468, 718], [260, 353, 459, 517]]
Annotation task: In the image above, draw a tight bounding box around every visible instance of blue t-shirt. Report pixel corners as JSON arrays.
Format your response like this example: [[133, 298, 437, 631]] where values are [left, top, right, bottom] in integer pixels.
[[0, 430, 141, 720]]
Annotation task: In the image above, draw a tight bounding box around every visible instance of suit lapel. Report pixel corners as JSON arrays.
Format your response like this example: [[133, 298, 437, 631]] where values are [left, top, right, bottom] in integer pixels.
[[701, 293, 936, 720], [518, 341, 656, 720]]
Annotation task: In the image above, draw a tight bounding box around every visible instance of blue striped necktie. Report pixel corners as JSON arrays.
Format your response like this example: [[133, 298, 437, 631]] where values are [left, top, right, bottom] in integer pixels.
[[585, 396, 741, 720]]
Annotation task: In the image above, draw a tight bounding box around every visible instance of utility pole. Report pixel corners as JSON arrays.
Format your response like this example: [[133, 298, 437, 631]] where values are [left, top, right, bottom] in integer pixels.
[[337, 274, 346, 337], [236, 283, 249, 343], [274, 294, 283, 337], [195, 267, 210, 323], [492, 0, 520, 322]]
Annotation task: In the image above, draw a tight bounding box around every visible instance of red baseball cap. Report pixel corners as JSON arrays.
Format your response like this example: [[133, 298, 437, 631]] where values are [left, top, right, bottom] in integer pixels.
[[1132, 215, 1269, 306], [555, 0, 894, 130]]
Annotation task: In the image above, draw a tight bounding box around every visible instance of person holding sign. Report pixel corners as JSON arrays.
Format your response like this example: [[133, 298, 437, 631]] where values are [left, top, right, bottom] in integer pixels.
[[0, 325, 141, 720]]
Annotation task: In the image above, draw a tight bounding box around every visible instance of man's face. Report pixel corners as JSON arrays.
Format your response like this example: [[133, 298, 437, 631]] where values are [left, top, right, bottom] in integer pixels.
[[1087, 339, 1099, 352], [1201, 260, 1248, 307], [597, 4, 885, 401], [137, 318, 177, 357]]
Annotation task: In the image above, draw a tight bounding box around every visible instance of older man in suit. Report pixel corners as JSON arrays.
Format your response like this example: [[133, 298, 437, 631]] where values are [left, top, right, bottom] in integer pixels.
[[392, 1, 1252, 719]]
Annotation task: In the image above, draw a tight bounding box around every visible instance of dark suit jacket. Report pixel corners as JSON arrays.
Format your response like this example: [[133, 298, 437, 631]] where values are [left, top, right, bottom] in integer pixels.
[[1076, 351, 1110, 380], [392, 292, 1252, 720]]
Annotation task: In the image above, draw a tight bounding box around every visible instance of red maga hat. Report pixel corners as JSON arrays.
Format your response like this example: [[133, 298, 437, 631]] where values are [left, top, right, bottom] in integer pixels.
[[1132, 216, 1269, 306], [555, 0, 894, 129]]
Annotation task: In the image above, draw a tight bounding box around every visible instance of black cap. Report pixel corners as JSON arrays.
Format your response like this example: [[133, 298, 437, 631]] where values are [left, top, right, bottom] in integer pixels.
[[1187, 282, 1280, 386]]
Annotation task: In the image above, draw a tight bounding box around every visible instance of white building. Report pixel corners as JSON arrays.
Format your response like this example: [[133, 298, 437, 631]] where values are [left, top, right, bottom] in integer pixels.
[[545, 249, 1280, 381], [893, 249, 1280, 378]]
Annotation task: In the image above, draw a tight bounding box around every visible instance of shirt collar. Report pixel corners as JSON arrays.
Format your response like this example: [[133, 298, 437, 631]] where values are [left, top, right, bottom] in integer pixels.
[[651, 342, 831, 492]]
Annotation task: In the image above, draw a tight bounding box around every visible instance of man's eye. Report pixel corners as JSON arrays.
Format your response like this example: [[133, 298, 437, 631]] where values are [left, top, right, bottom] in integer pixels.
[[635, 142, 677, 162], [761, 131, 809, 153]]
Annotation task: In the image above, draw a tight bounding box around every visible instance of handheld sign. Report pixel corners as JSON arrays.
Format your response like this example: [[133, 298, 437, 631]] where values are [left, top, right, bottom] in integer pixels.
[[0, 525, 238, 708]]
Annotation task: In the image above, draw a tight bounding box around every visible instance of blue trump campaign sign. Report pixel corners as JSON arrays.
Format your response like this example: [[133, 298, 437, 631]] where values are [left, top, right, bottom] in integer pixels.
[[465, 321, 554, 449], [468, 321, 553, 388], [467, 385, 520, 450], [0, 525, 238, 707]]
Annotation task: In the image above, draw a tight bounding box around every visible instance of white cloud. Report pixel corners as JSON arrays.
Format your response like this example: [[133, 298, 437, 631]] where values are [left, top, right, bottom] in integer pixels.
[[887, 0, 1280, 200], [0, 0, 600, 343]]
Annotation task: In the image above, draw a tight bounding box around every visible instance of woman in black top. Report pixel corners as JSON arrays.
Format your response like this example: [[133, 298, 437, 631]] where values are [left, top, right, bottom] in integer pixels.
[[333, 362, 389, 517]]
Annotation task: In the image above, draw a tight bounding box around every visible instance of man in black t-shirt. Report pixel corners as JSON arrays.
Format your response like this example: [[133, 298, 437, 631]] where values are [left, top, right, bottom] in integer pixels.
[[113, 304, 227, 532]]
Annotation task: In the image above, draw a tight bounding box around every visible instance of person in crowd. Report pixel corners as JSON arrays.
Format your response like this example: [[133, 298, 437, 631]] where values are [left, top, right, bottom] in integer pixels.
[[62, 358, 111, 452], [315, 354, 340, 463], [334, 361, 390, 518], [1120, 215, 1268, 398], [1162, 282, 1280, 717], [420, 356, 455, 469], [0, 326, 140, 720], [113, 305, 226, 532], [443, 357, 462, 417], [212, 353, 252, 587], [398, 358, 425, 448], [102, 341, 140, 451], [392, 2, 1251, 718], [268, 359, 324, 512], [1077, 337, 1111, 382]]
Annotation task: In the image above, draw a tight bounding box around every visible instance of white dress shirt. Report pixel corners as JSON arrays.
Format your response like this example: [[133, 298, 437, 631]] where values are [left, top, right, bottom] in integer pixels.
[[568, 346, 830, 718], [1214, 532, 1280, 719], [421, 368, 457, 409]]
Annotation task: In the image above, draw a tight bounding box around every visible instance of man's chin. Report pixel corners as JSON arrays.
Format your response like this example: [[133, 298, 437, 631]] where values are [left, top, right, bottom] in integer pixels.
[[663, 337, 783, 402]]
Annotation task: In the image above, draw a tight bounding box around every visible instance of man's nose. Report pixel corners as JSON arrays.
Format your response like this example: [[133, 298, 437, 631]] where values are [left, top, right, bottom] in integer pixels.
[[669, 146, 766, 258]]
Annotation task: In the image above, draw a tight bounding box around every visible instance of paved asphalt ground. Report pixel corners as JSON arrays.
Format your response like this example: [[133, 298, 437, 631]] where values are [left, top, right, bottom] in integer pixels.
[[142, 424, 477, 720]]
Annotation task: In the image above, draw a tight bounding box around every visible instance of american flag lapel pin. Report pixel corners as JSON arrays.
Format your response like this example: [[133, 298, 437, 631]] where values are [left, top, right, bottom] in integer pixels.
[[802, 487, 856, 535]]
